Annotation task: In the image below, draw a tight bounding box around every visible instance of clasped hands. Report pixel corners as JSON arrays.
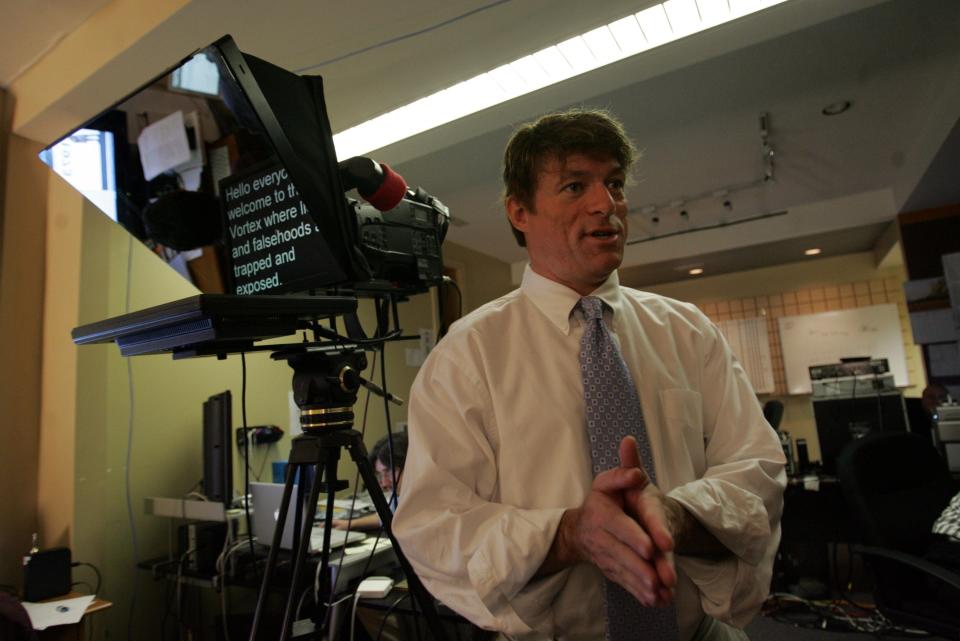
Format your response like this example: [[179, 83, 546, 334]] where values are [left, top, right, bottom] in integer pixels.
[[556, 435, 678, 608]]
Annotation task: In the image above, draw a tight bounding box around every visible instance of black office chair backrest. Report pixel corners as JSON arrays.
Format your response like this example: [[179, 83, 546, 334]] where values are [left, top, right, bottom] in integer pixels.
[[763, 400, 784, 431], [837, 431, 956, 553]]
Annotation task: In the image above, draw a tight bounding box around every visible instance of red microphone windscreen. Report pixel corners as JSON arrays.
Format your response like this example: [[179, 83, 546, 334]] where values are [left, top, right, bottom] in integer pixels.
[[365, 163, 407, 211]]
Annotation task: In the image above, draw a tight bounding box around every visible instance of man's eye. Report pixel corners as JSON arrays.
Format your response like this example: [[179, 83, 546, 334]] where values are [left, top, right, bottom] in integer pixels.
[[562, 182, 583, 193], [608, 179, 625, 191]]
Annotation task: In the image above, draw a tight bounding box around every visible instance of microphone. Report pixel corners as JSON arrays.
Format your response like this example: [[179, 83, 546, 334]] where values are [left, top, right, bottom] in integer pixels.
[[338, 156, 408, 211]]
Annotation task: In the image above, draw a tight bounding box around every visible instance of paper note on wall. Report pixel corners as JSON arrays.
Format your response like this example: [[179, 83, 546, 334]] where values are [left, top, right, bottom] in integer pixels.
[[137, 110, 191, 181]]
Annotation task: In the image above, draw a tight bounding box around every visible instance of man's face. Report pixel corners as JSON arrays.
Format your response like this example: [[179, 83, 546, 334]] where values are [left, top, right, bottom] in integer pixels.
[[507, 153, 628, 295]]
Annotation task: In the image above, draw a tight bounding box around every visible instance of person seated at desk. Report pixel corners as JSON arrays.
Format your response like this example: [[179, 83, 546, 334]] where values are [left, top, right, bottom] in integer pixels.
[[332, 432, 406, 532], [906, 383, 950, 442]]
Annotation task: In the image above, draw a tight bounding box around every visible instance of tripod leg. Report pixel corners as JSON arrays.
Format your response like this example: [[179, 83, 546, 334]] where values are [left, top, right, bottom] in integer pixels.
[[279, 460, 325, 640], [347, 433, 447, 641], [250, 461, 300, 641], [318, 457, 340, 599], [315, 456, 340, 635]]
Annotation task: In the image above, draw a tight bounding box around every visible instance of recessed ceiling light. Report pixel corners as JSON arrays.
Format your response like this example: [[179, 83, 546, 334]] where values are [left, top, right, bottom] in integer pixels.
[[333, 0, 796, 159], [804, 247, 822, 256], [689, 267, 704, 275], [821, 100, 852, 116]]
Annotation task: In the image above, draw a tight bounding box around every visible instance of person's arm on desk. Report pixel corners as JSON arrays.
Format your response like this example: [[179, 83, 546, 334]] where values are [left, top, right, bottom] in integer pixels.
[[332, 514, 382, 531]]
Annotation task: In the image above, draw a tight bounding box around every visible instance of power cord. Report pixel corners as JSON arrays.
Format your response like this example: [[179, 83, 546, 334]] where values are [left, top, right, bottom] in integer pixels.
[[294, 0, 512, 72], [124, 234, 141, 641], [71, 561, 103, 595], [240, 353, 257, 580], [376, 593, 410, 641], [350, 590, 363, 641], [176, 546, 197, 641]]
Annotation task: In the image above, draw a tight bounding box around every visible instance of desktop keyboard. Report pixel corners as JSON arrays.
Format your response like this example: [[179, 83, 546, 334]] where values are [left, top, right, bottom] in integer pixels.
[[309, 525, 367, 551]]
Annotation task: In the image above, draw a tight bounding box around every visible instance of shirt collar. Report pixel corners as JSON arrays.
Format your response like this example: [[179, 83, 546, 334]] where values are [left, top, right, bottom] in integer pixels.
[[519, 264, 624, 335]]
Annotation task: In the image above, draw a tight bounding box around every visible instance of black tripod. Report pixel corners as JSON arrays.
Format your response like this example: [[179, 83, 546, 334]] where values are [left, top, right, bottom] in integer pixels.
[[249, 348, 444, 641]]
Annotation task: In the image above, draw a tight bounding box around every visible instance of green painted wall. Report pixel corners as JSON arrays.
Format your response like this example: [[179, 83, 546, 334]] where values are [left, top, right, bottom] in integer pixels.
[[68, 203, 501, 637]]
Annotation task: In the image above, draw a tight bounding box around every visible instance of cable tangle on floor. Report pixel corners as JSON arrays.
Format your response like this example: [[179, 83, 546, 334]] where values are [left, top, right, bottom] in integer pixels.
[[763, 593, 932, 637]]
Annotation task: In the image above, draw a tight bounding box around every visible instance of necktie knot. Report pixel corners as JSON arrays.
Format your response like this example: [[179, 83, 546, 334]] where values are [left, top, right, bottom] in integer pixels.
[[579, 296, 605, 321]]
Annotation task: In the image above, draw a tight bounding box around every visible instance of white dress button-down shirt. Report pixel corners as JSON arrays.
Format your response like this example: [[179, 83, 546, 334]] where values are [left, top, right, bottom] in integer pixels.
[[393, 266, 786, 640]]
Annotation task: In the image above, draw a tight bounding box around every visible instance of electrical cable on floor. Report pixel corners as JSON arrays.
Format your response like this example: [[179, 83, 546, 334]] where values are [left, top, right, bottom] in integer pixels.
[[763, 593, 931, 637]]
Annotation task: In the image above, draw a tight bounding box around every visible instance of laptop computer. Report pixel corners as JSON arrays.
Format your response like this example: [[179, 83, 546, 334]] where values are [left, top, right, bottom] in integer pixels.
[[250, 482, 367, 551]]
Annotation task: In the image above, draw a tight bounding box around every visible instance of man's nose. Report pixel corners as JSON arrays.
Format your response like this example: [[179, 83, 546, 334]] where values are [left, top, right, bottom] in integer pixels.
[[586, 181, 616, 214]]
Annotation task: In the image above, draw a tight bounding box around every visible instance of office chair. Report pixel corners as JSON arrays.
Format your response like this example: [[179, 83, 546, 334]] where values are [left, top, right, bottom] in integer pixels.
[[763, 400, 784, 431], [837, 431, 960, 638]]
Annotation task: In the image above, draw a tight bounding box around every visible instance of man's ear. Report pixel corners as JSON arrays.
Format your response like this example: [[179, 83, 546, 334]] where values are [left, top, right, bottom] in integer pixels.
[[505, 196, 531, 233]]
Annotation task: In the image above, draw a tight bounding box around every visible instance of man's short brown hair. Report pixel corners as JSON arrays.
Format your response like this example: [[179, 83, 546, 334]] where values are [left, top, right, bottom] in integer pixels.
[[502, 109, 637, 247]]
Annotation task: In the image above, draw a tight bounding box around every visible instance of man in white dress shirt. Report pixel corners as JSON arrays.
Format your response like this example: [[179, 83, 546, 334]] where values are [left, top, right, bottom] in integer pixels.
[[392, 110, 786, 640]]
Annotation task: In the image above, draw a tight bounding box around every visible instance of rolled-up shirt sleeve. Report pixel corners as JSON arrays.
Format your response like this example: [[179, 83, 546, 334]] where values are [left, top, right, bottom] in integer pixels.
[[392, 347, 567, 636], [666, 317, 786, 626]]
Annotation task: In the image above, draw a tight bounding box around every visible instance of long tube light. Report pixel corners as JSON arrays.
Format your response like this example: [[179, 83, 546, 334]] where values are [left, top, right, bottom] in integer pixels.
[[333, 0, 790, 159]]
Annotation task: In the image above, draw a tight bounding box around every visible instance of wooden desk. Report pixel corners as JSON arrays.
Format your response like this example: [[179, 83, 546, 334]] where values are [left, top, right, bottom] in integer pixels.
[[36, 592, 112, 641]]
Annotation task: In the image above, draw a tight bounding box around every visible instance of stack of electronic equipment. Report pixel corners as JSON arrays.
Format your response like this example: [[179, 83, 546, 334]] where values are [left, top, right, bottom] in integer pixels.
[[809, 358, 895, 398], [809, 358, 909, 475], [934, 403, 960, 473]]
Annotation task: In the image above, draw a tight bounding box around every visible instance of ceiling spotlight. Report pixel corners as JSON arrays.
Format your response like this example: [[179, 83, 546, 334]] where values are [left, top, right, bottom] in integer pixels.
[[722, 200, 732, 211], [822, 100, 852, 116], [804, 248, 822, 256], [680, 210, 689, 219], [651, 216, 660, 224], [688, 267, 704, 276]]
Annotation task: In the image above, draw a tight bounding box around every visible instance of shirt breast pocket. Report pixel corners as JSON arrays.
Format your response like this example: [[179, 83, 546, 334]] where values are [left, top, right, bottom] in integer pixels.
[[658, 388, 706, 478]]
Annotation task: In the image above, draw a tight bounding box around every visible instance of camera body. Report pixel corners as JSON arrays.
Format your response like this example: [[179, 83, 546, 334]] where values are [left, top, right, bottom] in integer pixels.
[[351, 189, 449, 295]]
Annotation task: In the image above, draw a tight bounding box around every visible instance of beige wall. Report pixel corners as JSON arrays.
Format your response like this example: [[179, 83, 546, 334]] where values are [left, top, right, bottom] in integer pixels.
[[639, 252, 923, 463], [442, 241, 515, 314], [0, 134, 47, 586]]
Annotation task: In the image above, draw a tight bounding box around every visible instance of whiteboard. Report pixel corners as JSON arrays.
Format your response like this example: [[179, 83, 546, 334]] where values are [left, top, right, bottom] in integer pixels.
[[778, 304, 908, 395], [716, 317, 775, 394]]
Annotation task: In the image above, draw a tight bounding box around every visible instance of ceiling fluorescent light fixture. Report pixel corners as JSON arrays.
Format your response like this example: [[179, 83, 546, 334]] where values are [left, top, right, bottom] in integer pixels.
[[663, 0, 702, 38], [333, 0, 793, 159]]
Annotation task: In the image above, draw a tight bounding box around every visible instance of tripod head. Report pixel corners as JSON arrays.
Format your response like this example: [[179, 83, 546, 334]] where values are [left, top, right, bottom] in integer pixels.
[[277, 349, 367, 431], [275, 345, 402, 432]]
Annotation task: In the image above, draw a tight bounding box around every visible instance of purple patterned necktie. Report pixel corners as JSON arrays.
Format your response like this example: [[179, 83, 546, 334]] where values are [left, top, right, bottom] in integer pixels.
[[578, 296, 678, 641]]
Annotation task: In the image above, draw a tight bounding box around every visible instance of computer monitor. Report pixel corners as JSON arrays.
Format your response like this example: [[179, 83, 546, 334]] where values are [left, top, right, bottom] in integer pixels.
[[813, 392, 908, 475], [39, 35, 368, 296], [203, 390, 233, 506]]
